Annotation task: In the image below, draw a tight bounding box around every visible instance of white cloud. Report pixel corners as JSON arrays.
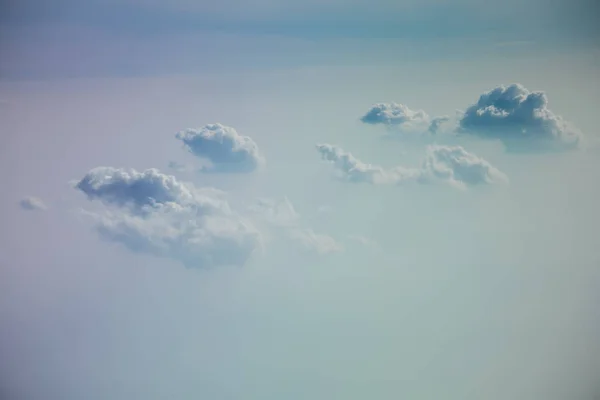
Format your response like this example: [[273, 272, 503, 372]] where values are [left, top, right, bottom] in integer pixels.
[[19, 196, 47, 211], [316, 143, 507, 188], [75, 167, 227, 215], [420, 145, 509, 188], [75, 167, 340, 266], [76, 167, 261, 268], [287, 228, 343, 255], [361, 102, 455, 137], [247, 197, 343, 255], [315, 143, 419, 184], [458, 83, 582, 152], [81, 204, 262, 269], [361, 102, 430, 129], [176, 123, 265, 173]]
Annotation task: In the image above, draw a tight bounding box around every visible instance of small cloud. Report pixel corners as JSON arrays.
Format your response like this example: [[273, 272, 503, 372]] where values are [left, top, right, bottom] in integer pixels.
[[316, 144, 507, 188], [19, 196, 47, 211], [248, 197, 342, 255], [361, 102, 454, 138], [361, 102, 429, 128], [287, 228, 343, 255], [458, 83, 582, 152], [175, 123, 265, 173], [168, 161, 190, 172], [248, 197, 300, 227], [420, 145, 509, 189], [428, 116, 451, 134], [315, 143, 420, 184]]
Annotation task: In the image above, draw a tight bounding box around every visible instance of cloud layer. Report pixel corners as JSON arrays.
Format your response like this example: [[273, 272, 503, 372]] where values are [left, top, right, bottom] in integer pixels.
[[316, 144, 507, 188], [458, 83, 582, 151], [176, 123, 265, 172], [19, 196, 47, 211]]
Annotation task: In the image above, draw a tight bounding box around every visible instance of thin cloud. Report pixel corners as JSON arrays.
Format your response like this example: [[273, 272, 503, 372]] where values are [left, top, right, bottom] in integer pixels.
[[19, 196, 47, 211]]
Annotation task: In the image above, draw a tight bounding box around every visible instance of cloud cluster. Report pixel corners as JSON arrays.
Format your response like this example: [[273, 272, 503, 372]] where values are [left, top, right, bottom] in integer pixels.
[[316, 143, 507, 188], [459, 83, 582, 151], [76, 167, 260, 268], [19, 196, 47, 211], [75, 168, 340, 266], [175, 123, 265, 172], [67, 82, 577, 268]]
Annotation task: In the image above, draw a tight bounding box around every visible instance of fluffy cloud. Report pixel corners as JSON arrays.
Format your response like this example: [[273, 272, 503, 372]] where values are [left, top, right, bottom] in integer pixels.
[[76, 167, 261, 269], [248, 197, 343, 255], [76, 167, 226, 215], [458, 83, 582, 151], [361, 102, 429, 128], [19, 196, 47, 211], [316, 144, 507, 188], [420, 145, 509, 188], [315, 143, 419, 184], [175, 123, 265, 172], [361, 102, 454, 136]]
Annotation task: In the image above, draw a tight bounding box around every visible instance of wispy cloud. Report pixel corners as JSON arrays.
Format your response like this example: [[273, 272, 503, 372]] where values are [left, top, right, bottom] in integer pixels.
[[19, 196, 47, 211]]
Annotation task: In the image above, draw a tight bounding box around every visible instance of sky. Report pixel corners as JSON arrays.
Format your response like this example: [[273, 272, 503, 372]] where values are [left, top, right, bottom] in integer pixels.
[[1, 1, 600, 399]]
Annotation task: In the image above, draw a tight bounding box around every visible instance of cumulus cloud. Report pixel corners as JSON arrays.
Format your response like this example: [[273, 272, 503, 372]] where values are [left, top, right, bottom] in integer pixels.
[[75, 167, 226, 215], [19, 196, 47, 211], [315, 143, 419, 184], [420, 145, 509, 188], [76, 167, 261, 269], [361, 102, 429, 128], [361, 102, 455, 137], [248, 197, 342, 255], [458, 83, 582, 151], [316, 144, 507, 188], [175, 123, 265, 172]]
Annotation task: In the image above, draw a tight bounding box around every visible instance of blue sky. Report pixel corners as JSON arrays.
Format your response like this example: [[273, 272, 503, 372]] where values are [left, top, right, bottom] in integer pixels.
[[1, 1, 600, 399]]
